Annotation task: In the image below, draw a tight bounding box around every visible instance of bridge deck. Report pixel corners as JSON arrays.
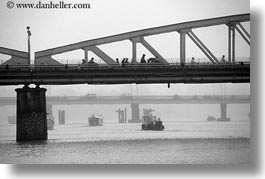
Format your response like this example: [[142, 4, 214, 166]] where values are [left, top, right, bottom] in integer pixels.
[[0, 62, 250, 85]]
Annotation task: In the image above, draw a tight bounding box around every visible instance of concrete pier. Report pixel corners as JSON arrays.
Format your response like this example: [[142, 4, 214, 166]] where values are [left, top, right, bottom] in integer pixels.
[[128, 103, 141, 123], [58, 110, 65, 124], [16, 86, 47, 141], [217, 103, 230, 121]]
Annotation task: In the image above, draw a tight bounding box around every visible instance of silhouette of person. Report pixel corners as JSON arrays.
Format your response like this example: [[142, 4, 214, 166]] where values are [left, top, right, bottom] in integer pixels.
[[140, 54, 146, 63], [191, 57, 195, 64], [121, 58, 125, 67], [221, 55, 226, 63], [89, 57, 95, 63]]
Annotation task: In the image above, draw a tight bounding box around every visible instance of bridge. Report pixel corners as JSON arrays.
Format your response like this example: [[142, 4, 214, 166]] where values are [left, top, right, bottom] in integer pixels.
[[0, 95, 250, 106], [0, 13, 250, 86], [0, 13, 250, 141], [1, 95, 250, 124]]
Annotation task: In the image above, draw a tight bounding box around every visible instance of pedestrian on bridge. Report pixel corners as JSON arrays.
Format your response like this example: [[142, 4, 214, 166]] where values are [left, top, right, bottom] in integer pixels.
[[88, 57, 95, 64], [220, 55, 226, 63], [121, 58, 125, 67], [140, 54, 146, 63], [191, 57, 195, 65]]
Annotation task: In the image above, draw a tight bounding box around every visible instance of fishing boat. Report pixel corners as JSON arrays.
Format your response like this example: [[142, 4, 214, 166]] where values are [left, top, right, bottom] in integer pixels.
[[141, 115, 164, 131], [88, 114, 103, 126]]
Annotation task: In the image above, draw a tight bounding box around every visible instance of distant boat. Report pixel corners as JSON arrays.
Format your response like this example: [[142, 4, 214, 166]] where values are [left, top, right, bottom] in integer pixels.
[[207, 115, 216, 121], [141, 115, 164, 131], [8, 115, 16, 124], [88, 114, 103, 126]]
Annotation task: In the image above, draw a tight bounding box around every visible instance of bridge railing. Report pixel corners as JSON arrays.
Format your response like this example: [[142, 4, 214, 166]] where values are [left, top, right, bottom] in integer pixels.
[[0, 61, 250, 72]]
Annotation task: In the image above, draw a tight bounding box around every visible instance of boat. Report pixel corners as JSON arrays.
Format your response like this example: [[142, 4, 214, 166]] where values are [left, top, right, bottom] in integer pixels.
[[8, 115, 16, 124], [88, 114, 103, 126], [47, 117, 55, 130], [207, 115, 216, 121], [141, 115, 164, 130]]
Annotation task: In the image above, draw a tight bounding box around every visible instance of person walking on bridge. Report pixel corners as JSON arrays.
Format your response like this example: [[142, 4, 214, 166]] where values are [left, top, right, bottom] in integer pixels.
[[191, 57, 195, 65], [220, 55, 226, 63], [140, 54, 146, 63], [88, 57, 95, 64]]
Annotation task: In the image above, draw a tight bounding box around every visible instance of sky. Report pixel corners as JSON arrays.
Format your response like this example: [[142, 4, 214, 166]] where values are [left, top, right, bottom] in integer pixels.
[[0, 0, 250, 96]]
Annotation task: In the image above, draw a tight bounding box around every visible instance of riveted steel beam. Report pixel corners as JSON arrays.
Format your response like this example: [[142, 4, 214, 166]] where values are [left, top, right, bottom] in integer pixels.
[[235, 24, 250, 45], [130, 38, 140, 63], [232, 24, 236, 63], [238, 23, 250, 38], [189, 31, 219, 63], [228, 24, 232, 62], [84, 46, 116, 65], [139, 37, 168, 64], [83, 48, 89, 63], [186, 32, 216, 64]]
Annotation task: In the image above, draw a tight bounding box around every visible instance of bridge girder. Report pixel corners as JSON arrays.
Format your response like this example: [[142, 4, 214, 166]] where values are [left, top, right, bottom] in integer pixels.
[[0, 47, 29, 66], [33, 13, 250, 65]]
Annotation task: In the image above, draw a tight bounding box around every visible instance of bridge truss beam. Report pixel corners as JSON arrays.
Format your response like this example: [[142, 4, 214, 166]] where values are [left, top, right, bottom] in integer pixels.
[[83, 46, 117, 65], [0, 47, 29, 66], [33, 13, 250, 65]]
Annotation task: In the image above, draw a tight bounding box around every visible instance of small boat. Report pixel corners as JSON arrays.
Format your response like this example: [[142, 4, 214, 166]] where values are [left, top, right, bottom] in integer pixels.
[[207, 115, 216, 121], [141, 115, 164, 131], [88, 114, 103, 126]]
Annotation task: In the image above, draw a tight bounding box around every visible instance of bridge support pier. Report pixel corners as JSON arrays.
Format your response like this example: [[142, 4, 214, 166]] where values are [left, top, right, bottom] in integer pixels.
[[128, 103, 141, 123], [58, 110, 65, 124], [217, 103, 230, 121], [15, 86, 47, 141]]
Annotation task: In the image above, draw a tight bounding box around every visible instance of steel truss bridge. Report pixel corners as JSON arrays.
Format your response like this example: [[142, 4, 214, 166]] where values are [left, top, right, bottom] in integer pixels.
[[0, 13, 250, 86]]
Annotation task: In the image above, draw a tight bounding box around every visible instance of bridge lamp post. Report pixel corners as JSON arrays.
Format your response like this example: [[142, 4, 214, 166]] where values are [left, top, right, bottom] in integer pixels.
[[26, 26, 31, 65]]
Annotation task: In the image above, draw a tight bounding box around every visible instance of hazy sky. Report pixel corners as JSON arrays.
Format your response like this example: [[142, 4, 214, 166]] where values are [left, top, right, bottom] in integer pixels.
[[0, 0, 250, 61], [0, 0, 250, 96]]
